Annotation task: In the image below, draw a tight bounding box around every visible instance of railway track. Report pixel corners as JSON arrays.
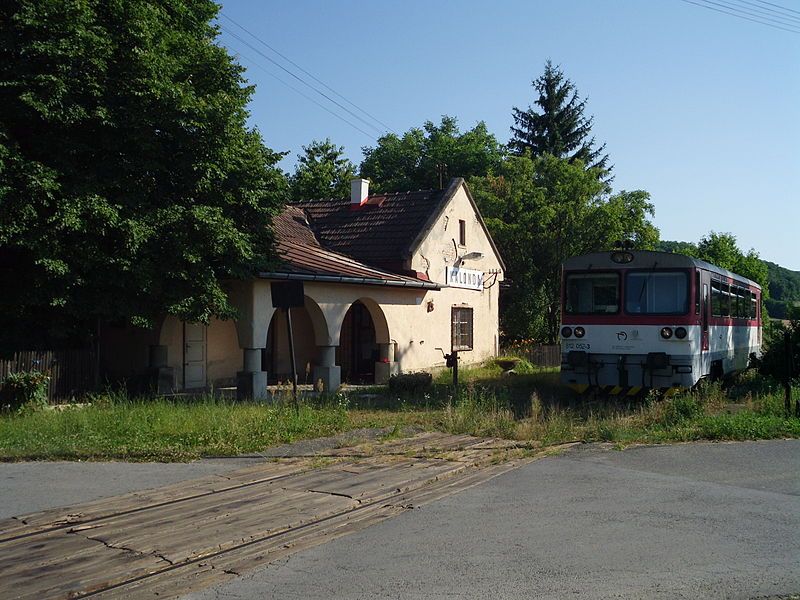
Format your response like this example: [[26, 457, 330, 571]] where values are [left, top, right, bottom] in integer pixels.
[[0, 433, 543, 600]]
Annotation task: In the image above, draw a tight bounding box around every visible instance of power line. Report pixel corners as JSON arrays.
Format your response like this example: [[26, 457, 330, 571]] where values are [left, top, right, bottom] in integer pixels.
[[752, 0, 800, 18], [220, 13, 396, 135], [227, 45, 379, 142], [688, 0, 800, 29], [678, 0, 800, 33], [220, 24, 390, 138], [726, 0, 800, 23]]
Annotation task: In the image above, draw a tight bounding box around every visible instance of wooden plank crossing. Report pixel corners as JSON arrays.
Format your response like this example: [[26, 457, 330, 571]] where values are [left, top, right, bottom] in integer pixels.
[[0, 433, 548, 600]]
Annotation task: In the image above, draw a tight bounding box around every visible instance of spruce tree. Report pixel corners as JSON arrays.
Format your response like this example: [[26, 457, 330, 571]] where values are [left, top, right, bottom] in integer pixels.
[[510, 61, 612, 180]]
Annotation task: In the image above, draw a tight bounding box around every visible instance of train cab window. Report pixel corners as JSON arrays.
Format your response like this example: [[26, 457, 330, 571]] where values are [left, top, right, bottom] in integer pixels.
[[750, 292, 757, 319], [564, 273, 619, 314], [625, 271, 688, 315]]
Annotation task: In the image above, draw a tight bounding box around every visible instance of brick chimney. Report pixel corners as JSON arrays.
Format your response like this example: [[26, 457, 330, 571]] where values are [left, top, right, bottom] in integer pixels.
[[350, 178, 369, 206]]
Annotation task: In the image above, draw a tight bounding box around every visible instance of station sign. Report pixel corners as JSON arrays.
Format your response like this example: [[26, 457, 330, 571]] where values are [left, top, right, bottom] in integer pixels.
[[445, 266, 484, 291]]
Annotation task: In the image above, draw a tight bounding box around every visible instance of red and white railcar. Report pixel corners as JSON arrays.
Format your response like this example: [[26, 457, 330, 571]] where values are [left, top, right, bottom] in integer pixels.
[[560, 250, 761, 394]]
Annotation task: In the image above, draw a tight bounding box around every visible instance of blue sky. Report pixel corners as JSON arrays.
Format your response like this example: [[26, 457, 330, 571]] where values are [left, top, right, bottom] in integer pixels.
[[217, 0, 800, 270]]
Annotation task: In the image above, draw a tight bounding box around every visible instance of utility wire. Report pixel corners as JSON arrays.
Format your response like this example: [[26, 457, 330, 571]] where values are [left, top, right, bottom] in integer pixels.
[[220, 12, 396, 135], [726, 0, 800, 22], [227, 45, 379, 142], [752, 0, 800, 17], [678, 0, 800, 33], [687, 0, 800, 29], [220, 24, 388, 137]]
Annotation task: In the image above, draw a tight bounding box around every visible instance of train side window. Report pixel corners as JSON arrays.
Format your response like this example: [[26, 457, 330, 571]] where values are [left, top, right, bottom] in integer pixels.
[[739, 288, 747, 319], [721, 283, 730, 317], [695, 272, 701, 314], [733, 287, 742, 319], [711, 281, 721, 317], [750, 292, 757, 319]]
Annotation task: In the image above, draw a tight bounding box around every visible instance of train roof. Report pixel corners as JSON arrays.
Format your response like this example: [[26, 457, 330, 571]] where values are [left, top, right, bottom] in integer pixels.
[[562, 250, 761, 290]]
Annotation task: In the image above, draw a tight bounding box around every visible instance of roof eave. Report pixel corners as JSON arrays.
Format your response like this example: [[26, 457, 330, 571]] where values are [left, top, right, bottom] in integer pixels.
[[258, 271, 440, 290]]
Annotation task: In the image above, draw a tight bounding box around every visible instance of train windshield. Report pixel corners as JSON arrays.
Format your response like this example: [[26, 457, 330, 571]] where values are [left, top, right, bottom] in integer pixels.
[[564, 272, 619, 314], [625, 271, 688, 315]]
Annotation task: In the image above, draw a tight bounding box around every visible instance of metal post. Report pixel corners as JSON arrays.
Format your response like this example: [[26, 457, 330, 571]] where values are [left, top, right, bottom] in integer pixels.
[[785, 331, 793, 417], [285, 307, 298, 411], [452, 350, 459, 392]]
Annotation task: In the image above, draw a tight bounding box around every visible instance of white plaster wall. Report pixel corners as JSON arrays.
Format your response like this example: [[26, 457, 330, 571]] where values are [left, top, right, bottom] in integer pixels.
[[406, 184, 504, 369], [159, 316, 241, 391], [207, 318, 241, 388], [159, 315, 183, 390]]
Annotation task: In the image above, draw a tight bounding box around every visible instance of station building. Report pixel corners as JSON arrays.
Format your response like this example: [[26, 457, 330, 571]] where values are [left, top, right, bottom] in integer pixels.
[[99, 178, 505, 398]]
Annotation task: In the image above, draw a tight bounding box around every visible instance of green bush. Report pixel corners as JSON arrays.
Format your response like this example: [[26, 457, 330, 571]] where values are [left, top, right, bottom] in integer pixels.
[[759, 309, 800, 381], [388, 372, 433, 395], [0, 370, 50, 412]]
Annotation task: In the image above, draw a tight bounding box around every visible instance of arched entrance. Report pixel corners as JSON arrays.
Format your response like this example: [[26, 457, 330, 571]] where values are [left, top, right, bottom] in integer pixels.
[[338, 300, 382, 384], [264, 296, 327, 385]]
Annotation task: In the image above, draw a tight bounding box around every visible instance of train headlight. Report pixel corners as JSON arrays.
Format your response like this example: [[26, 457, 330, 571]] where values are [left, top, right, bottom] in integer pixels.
[[675, 327, 687, 339], [660, 327, 673, 339], [561, 326, 573, 338], [574, 327, 585, 338]]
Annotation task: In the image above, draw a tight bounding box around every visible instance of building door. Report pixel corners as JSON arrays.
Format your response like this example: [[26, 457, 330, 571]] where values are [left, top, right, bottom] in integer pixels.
[[339, 302, 377, 384], [184, 322, 207, 390]]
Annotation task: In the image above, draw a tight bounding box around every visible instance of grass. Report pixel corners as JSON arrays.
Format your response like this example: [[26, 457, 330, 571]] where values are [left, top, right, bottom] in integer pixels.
[[1, 363, 798, 461], [0, 393, 439, 461]]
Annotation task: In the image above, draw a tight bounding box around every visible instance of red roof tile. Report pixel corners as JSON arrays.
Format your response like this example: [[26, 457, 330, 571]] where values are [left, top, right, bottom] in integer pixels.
[[265, 207, 438, 289], [294, 186, 450, 268]]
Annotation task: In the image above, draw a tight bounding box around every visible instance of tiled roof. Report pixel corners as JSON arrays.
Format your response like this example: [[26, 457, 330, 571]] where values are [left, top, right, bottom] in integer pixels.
[[264, 206, 439, 289], [295, 185, 451, 268]]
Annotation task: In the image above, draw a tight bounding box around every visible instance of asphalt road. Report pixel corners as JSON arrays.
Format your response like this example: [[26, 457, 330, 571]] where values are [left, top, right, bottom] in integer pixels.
[[0, 458, 265, 518], [185, 440, 800, 600]]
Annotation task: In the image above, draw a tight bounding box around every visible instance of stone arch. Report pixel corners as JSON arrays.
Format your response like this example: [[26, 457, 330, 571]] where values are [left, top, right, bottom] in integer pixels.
[[303, 295, 331, 346], [336, 297, 390, 345], [264, 295, 330, 383], [337, 297, 391, 384]]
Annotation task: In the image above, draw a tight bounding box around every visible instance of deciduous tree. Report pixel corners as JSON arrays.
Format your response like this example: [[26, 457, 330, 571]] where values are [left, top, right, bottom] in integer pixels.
[[696, 232, 769, 293], [0, 0, 288, 348], [360, 116, 503, 192], [471, 154, 655, 342], [289, 138, 356, 202]]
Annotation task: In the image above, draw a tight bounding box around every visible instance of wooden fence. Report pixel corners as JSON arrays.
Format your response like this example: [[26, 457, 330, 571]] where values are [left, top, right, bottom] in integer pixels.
[[0, 349, 97, 402], [499, 343, 562, 368]]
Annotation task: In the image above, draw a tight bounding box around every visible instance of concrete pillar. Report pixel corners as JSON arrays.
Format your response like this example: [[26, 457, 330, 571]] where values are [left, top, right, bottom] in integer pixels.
[[148, 344, 174, 394], [229, 280, 270, 401], [374, 342, 398, 384], [313, 345, 341, 394], [237, 347, 268, 401]]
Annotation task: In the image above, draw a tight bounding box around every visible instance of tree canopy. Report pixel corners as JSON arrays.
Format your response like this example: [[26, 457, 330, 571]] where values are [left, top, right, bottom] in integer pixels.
[[360, 116, 504, 192], [471, 153, 656, 342], [289, 138, 356, 202], [510, 61, 611, 181], [0, 0, 288, 348], [696, 232, 768, 292]]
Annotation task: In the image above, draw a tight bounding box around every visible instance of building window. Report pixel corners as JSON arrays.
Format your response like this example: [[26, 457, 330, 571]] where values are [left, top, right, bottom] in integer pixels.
[[458, 219, 466, 246], [451, 306, 473, 351]]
